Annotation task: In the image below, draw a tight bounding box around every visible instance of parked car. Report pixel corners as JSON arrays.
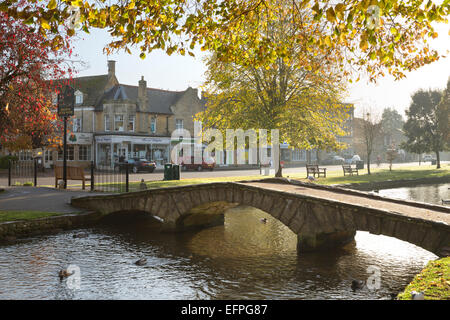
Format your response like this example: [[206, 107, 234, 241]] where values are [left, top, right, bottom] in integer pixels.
[[332, 155, 345, 163], [115, 158, 156, 173], [181, 156, 215, 171], [345, 155, 361, 164], [422, 155, 435, 162]]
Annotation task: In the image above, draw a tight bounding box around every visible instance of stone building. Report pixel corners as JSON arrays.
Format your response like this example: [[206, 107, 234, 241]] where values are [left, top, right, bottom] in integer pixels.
[[43, 60, 206, 168]]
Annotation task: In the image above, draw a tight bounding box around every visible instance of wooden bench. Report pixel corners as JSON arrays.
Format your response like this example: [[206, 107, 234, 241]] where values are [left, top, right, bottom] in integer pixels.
[[55, 165, 90, 189], [306, 164, 326, 178], [342, 164, 359, 176]]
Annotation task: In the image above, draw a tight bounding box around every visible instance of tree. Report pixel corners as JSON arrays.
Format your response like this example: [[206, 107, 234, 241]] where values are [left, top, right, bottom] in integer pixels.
[[1, 1, 448, 81], [385, 144, 398, 171], [0, 10, 73, 151], [196, 6, 350, 177], [380, 108, 404, 147], [438, 78, 450, 150], [362, 111, 381, 175], [402, 89, 448, 169]]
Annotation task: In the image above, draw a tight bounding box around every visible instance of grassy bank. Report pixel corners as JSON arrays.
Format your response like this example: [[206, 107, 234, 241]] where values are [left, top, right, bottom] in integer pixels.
[[0, 210, 67, 223], [397, 257, 450, 300]]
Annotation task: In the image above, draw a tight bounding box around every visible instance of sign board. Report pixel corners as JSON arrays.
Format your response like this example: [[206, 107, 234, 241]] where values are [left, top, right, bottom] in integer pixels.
[[57, 86, 75, 117], [67, 132, 93, 145]]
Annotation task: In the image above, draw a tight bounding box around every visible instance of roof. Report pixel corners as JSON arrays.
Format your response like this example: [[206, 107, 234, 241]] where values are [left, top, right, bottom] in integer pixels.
[[66, 74, 111, 107], [66, 73, 205, 114]]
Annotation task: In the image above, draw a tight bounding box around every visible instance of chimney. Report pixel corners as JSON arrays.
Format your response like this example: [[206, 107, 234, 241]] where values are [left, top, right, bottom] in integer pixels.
[[138, 76, 147, 109], [107, 60, 116, 78]]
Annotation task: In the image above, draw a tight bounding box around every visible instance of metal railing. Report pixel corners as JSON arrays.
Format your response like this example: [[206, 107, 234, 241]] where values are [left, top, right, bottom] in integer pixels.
[[8, 159, 38, 186]]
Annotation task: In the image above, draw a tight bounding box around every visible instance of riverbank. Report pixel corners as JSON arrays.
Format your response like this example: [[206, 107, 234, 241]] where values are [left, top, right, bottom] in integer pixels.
[[397, 257, 450, 300]]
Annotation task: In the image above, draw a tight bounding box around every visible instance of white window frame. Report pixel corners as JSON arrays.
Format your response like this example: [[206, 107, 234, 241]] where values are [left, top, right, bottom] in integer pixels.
[[150, 117, 156, 133], [175, 119, 183, 130], [75, 92, 83, 105], [128, 115, 135, 132], [104, 114, 110, 132], [73, 118, 82, 132], [114, 114, 124, 132]]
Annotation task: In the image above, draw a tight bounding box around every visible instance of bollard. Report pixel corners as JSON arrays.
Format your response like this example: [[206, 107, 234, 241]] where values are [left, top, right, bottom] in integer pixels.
[[125, 163, 129, 192], [8, 159, 11, 186], [34, 158, 37, 186], [90, 161, 95, 191]]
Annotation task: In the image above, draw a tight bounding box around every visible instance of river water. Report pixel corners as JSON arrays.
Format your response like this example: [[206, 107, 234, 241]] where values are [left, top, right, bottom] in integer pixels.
[[0, 184, 447, 300]]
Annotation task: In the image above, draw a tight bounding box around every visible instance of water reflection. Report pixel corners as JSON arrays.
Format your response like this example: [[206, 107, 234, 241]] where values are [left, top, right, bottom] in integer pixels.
[[0, 203, 437, 300], [377, 183, 449, 205]]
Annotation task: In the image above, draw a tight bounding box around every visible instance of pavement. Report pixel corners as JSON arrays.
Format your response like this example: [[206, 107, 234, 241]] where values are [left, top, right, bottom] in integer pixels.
[[0, 187, 105, 213]]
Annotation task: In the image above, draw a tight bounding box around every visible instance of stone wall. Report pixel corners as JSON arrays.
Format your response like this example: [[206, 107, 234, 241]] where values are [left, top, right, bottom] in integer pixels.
[[0, 212, 100, 242]]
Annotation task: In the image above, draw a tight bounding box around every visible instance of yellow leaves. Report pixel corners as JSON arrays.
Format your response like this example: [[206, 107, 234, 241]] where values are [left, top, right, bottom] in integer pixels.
[[359, 38, 368, 51], [41, 19, 51, 30], [127, 1, 136, 10], [47, 0, 57, 10], [70, 0, 83, 7], [335, 4, 345, 20], [326, 7, 336, 23]]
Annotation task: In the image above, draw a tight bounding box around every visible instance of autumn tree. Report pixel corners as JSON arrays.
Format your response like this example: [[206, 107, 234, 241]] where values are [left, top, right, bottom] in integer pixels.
[[402, 89, 448, 169], [196, 6, 350, 177], [0, 9, 73, 151], [0, 1, 448, 82]]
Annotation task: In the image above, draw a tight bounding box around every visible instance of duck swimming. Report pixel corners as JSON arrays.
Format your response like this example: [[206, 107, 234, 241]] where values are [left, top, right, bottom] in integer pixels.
[[135, 258, 147, 266], [58, 269, 73, 280], [260, 218, 267, 223], [351, 279, 365, 291]]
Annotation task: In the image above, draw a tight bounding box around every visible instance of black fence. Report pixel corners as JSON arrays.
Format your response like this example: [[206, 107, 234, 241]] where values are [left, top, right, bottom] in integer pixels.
[[8, 159, 38, 187], [91, 162, 129, 193]]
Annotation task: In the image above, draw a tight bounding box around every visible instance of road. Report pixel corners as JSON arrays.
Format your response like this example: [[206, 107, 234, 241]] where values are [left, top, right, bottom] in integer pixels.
[[0, 161, 447, 188]]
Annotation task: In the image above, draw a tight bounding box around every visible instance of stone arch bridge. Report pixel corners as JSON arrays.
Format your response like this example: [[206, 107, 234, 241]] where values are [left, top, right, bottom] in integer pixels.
[[71, 178, 450, 257]]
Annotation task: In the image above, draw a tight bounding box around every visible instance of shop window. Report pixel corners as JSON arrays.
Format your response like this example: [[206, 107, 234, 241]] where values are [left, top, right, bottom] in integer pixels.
[[292, 149, 306, 161], [79, 145, 91, 161]]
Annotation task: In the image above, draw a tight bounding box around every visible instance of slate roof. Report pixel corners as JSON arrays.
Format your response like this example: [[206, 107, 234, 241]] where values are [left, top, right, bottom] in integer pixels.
[[68, 73, 205, 114], [59, 74, 111, 108]]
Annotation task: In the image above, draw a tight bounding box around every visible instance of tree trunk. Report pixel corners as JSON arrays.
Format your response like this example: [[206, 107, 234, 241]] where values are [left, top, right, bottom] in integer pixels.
[[418, 153, 421, 166], [367, 152, 371, 175], [435, 150, 441, 169], [275, 150, 282, 177]]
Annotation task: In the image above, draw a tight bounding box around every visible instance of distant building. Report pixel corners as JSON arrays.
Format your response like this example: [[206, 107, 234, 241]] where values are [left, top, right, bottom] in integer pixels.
[[41, 60, 206, 168]]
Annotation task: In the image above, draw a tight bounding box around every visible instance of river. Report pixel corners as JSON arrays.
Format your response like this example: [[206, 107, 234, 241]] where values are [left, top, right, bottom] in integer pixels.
[[0, 184, 447, 300]]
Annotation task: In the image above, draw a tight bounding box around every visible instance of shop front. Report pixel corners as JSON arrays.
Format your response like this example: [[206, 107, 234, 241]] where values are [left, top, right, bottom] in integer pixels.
[[95, 134, 171, 169]]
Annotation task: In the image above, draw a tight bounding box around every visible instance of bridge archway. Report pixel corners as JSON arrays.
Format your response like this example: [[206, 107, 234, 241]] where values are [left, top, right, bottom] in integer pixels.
[[71, 181, 450, 257]]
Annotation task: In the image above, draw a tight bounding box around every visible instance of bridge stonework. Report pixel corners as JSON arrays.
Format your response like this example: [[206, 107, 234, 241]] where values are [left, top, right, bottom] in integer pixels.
[[71, 181, 450, 257]]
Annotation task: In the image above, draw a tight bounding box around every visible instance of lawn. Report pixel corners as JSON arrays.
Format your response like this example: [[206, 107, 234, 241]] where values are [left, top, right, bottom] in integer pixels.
[[0, 210, 67, 223], [304, 165, 450, 186], [48, 164, 450, 192], [397, 257, 450, 300]]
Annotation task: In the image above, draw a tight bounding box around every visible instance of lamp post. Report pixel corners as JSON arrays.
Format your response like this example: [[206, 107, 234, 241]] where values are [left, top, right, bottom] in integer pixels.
[[57, 85, 74, 189]]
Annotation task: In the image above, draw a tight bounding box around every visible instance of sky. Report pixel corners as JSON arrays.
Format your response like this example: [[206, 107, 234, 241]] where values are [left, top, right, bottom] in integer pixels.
[[72, 22, 450, 120]]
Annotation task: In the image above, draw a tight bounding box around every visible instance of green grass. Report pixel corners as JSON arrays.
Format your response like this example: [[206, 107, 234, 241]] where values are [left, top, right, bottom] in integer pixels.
[[308, 166, 450, 186], [397, 257, 450, 300], [40, 165, 450, 192], [0, 210, 68, 223]]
